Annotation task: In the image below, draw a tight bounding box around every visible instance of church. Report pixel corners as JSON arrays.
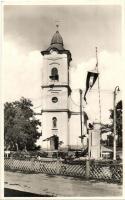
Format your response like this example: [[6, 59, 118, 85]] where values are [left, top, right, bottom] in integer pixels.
[[40, 28, 88, 151]]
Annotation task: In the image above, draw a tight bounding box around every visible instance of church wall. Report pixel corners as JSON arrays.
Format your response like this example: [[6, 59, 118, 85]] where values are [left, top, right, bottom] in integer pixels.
[[42, 112, 69, 149], [42, 87, 68, 110], [42, 53, 68, 86], [69, 115, 88, 148], [40, 30, 84, 150]]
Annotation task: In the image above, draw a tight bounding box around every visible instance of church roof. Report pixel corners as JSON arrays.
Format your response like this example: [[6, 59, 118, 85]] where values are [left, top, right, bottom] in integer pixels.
[[47, 30, 64, 51], [41, 30, 72, 65], [51, 31, 63, 45]]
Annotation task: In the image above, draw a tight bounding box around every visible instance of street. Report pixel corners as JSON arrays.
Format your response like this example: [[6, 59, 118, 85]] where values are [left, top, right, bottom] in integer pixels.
[[5, 171, 122, 197]]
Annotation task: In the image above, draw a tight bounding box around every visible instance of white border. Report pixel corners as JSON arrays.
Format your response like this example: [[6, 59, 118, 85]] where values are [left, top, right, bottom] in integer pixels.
[[0, 0, 4, 198], [2, 0, 125, 5], [1, 0, 125, 199]]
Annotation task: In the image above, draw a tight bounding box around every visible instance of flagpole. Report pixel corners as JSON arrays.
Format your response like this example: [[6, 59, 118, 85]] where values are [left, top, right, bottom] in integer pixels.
[[80, 89, 83, 146], [95, 47, 102, 158]]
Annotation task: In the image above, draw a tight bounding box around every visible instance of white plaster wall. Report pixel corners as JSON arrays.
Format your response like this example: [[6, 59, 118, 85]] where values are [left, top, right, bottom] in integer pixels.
[[42, 87, 68, 110], [42, 53, 68, 86], [69, 115, 87, 147], [41, 113, 86, 149], [42, 112, 69, 149], [69, 115, 80, 146]]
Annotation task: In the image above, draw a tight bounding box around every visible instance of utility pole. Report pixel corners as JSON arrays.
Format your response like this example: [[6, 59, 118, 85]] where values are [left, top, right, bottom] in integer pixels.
[[113, 86, 120, 160], [95, 47, 102, 159], [80, 89, 84, 147]]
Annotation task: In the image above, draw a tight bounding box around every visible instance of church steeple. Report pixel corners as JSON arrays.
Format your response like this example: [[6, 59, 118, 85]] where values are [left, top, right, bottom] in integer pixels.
[[41, 27, 72, 65], [51, 31, 63, 46], [51, 23, 63, 45], [47, 30, 64, 51], [41, 25, 72, 150]]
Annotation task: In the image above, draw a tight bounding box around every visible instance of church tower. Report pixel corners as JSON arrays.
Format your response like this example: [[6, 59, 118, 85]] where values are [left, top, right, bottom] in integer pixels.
[[41, 29, 72, 150]]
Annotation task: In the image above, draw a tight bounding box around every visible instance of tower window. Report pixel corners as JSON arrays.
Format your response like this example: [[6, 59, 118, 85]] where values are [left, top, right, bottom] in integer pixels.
[[52, 97, 58, 103], [52, 117, 57, 128], [49, 68, 59, 81]]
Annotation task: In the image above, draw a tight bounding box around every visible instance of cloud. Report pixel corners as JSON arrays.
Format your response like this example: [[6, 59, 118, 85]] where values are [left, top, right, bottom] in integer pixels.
[[70, 50, 123, 123], [3, 41, 43, 107], [70, 50, 123, 90], [3, 41, 123, 124]]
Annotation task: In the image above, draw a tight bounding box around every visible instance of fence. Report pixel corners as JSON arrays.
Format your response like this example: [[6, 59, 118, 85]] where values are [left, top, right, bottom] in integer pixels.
[[4, 158, 122, 183]]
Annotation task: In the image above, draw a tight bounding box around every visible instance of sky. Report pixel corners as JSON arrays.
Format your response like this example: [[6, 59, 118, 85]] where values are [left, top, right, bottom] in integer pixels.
[[4, 4, 123, 128]]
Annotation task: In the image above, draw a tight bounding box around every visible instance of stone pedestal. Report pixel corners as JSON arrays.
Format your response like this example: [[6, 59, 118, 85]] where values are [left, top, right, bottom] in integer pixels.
[[88, 122, 101, 159]]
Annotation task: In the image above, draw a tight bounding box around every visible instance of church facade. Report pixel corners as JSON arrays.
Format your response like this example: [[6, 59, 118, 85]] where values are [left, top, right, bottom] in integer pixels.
[[40, 29, 101, 159], [41, 30, 72, 150]]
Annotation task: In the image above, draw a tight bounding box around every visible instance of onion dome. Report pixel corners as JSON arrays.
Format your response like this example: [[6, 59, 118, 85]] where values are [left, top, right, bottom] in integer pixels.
[[41, 30, 72, 65], [47, 30, 64, 51], [51, 31, 63, 46]]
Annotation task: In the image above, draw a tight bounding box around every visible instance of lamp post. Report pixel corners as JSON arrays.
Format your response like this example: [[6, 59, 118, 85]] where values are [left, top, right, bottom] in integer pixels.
[[113, 86, 120, 160]]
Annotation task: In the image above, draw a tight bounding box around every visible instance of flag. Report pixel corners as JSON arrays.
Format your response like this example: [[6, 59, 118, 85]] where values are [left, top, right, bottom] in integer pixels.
[[84, 71, 98, 102]]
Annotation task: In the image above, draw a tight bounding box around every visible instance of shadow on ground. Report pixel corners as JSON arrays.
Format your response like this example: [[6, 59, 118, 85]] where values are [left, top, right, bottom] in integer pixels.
[[4, 188, 54, 197]]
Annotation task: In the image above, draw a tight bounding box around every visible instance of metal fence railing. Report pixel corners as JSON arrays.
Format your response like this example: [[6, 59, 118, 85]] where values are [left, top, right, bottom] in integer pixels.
[[4, 158, 122, 183]]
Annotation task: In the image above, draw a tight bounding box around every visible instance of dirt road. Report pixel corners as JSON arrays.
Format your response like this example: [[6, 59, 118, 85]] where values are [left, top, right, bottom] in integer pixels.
[[5, 171, 122, 197]]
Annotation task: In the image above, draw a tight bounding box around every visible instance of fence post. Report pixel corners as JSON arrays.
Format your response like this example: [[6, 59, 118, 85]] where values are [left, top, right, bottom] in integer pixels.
[[86, 159, 90, 179]]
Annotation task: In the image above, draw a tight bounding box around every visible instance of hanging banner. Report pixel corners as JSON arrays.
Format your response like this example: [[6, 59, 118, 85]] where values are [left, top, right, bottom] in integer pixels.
[[84, 71, 98, 103]]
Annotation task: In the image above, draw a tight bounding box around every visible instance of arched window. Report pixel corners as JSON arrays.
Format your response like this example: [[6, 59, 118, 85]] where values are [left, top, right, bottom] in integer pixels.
[[52, 117, 57, 128], [50, 68, 59, 81]]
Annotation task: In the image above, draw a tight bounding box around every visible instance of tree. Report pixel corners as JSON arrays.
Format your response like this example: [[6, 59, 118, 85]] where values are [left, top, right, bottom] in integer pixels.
[[109, 100, 122, 147], [4, 97, 42, 151]]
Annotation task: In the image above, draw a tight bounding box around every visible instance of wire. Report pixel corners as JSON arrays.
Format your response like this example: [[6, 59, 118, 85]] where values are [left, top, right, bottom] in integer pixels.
[[70, 111, 80, 115], [69, 96, 80, 108], [32, 86, 119, 110], [28, 97, 42, 101], [33, 105, 42, 109], [71, 88, 114, 93]]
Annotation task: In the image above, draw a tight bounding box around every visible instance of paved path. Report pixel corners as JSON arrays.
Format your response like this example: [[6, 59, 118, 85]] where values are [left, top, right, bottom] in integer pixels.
[[5, 171, 122, 197]]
